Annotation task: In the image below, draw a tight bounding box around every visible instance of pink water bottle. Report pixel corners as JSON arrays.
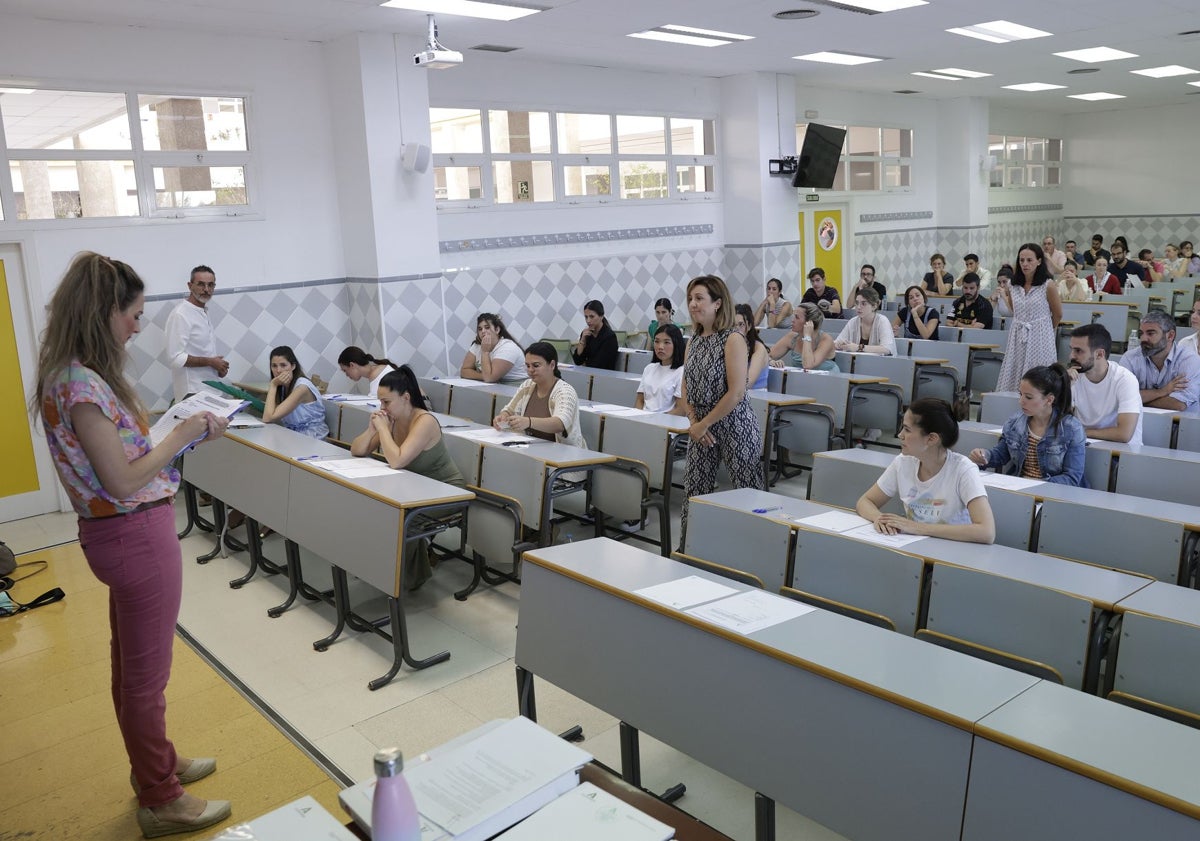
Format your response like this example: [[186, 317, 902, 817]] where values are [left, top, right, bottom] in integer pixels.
[[372, 748, 421, 841]]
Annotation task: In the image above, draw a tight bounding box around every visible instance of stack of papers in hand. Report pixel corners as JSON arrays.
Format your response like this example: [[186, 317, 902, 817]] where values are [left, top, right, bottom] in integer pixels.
[[340, 717, 592, 841], [150, 390, 249, 456], [494, 782, 673, 841]]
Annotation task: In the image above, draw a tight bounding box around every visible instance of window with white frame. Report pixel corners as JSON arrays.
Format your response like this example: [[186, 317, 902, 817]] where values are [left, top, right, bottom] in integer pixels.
[[794, 123, 913, 192], [429, 107, 717, 207], [0, 86, 252, 221], [988, 134, 1061, 189]]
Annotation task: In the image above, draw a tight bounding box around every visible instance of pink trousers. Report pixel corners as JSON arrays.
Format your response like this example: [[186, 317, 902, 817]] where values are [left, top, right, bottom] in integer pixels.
[[78, 503, 184, 808]]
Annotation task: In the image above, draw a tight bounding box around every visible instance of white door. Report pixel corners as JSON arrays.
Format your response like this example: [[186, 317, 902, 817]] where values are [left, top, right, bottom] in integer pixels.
[[0, 243, 62, 522]]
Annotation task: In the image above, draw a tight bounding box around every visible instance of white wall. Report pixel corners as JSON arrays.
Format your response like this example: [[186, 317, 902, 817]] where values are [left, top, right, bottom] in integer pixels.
[[1062, 101, 1200, 216], [427, 54, 725, 267], [0, 17, 345, 297]]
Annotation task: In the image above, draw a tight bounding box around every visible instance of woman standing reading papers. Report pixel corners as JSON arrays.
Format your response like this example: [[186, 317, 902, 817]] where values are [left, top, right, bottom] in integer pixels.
[[36, 252, 232, 837], [996, 243, 1061, 392], [679, 275, 764, 541], [856, 398, 995, 543]]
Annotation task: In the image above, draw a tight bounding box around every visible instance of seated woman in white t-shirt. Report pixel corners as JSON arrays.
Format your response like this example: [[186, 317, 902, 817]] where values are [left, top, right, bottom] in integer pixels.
[[856, 398, 995, 544], [635, 324, 686, 414], [460, 313, 527, 384], [337, 346, 396, 397]]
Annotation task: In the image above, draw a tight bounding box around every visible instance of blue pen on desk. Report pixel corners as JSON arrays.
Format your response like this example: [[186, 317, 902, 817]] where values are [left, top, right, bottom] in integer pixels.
[[297, 455, 322, 461], [752, 505, 783, 514]]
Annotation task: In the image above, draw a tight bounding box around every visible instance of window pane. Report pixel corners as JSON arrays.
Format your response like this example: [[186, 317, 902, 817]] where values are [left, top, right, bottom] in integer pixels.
[[434, 165, 482, 201], [899, 129, 913, 157], [617, 115, 666, 155], [1007, 167, 1024, 187], [989, 166, 1004, 188], [493, 160, 554, 203], [1046, 165, 1061, 186], [671, 118, 714, 155], [139, 95, 247, 151], [1047, 138, 1062, 162], [881, 128, 902, 157], [430, 108, 483, 154], [1006, 138, 1026, 163], [153, 166, 246, 208], [1026, 165, 1045, 187], [489, 110, 551, 154], [847, 126, 879, 157], [796, 124, 808, 152], [10, 159, 138, 218], [558, 113, 611, 154], [619, 161, 668, 199], [1, 90, 130, 150], [676, 164, 715, 194], [1027, 137, 1045, 162], [847, 161, 879, 191], [562, 164, 611, 197], [882, 163, 910, 188], [988, 135, 1005, 157]]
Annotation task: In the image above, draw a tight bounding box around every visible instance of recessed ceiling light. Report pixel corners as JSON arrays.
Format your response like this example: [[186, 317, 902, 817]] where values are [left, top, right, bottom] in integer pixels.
[[629, 25, 753, 47], [774, 9, 820, 19], [1054, 47, 1138, 63], [1130, 65, 1199, 78], [379, 0, 542, 20], [912, 71, 961, 80], [793, 51, 884, 65], [1003, 82, 1067, 91], [1067, 92, 1126, 101], [1067, 68, 1100, 74], [947, 20, 1052, 43], [933, 67, 993, 78], [893, 89, 921, 94]]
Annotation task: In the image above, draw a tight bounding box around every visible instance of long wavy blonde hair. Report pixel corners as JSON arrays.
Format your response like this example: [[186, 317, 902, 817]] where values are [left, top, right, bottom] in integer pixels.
[[34, 252, 147, 423]]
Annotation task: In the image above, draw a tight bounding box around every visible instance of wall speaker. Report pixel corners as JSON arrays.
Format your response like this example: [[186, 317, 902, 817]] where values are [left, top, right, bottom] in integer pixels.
[[401, 143, 431, 174]]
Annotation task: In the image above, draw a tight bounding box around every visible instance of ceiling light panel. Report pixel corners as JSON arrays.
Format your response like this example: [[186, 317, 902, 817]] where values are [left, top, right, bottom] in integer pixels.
[[1054, 47, 1138, 62], [379, 0, 542, 21], [933, 67, 992, 78], [1068, 92, 1126, 101], [912, 72, 961, 80], [947, 20, 1052, 43], [793, 51, 884, 65], [1003, 82, 1067, 91], [1130, 65, 1198, 78], [628, 31, 729, 47], [827, 0, 928, 10], [660, 25, 753, 41]]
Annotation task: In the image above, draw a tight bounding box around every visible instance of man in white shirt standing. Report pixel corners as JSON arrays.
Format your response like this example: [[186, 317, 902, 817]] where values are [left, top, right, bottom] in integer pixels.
[[164, 264, 228, 402], [1068, 324, 1143, 444]]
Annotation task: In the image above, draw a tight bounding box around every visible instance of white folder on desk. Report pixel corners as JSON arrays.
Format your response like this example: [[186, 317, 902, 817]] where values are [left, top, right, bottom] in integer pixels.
[[493, 782, 673, 841]]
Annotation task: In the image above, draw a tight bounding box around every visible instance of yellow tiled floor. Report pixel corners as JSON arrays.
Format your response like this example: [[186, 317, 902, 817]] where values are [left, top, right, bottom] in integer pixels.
[[0, 543, 344, 841]]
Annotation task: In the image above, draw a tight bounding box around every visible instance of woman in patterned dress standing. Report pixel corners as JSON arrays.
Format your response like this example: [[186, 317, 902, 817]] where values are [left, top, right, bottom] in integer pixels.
[[996, 242, 1062, 392], [679, 275, 764, 544]]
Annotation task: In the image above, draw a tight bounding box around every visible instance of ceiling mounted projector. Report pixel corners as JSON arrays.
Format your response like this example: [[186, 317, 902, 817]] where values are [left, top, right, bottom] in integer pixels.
[[414, 15, 462, 69]]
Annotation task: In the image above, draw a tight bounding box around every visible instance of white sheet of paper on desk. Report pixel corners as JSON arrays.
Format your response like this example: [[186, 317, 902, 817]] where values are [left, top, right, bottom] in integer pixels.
[[842, 523, 926, 547], [325, 393, 378, 403], [434, 377, 485, 387], [685, 590, 813, 635], [308, 458, 398, 479], [452, 428, 529, 443], [796, 510, 872, 532], [634, 575, 738, 609], [978, 472, 1044, 490]]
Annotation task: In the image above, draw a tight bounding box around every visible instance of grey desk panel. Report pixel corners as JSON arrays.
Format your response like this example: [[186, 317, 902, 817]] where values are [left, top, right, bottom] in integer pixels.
[[683, 499, 796, 591], [967, 681, 1200, 840], [324, 400, 342, 441], [479, 443, 548, 529], [1116, 449, 1200, 507], [747, 391, 814, 443], [1112, 610, 1200, 717], [1177, 414, 1200, 453], [598, 412, 685, 489], [589, 374, 640, 407], [854, 356, 918, 402], [978, 391, 1019, 425], [985, 486, 1036, 551], [957, 327, 1005, 345], [952, 421, 1001, 457], [926, 562, 1093, 688], [617, 348, 653, 373], [338, 402, 373, 445], [558, 366, 592, 399], [1038, 498, 1183, 582], [909, 338, 968, 380], [1061, 301, 1132, 339], [518, 541, 1038, 841], [783, 371, 853, 428], [447, 386, 496, 426], [418, 378, 451, 414], [1116, 581, 1200, 627], [793, 529, 924, 635], [1141, 409, 1176, 449], [182, 433, 293, 534], [912, 536, 1151, 611], [810, 449, 898, 513]]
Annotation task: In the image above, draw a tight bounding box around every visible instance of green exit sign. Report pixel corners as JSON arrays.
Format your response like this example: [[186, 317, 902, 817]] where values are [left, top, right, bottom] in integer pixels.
[[805, 194, 820, 202]]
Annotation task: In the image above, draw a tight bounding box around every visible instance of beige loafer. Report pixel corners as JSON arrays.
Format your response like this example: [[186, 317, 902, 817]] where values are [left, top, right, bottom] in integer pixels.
[[136, 799, 231, 839]]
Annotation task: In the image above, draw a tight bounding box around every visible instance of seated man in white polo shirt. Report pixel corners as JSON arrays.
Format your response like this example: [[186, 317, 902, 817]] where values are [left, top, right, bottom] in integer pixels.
[[1068, 324, 1142, 444]]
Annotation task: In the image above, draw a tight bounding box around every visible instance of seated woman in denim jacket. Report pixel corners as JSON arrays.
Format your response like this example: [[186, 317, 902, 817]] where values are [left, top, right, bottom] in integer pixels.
[[968, 363, 1087, 486]]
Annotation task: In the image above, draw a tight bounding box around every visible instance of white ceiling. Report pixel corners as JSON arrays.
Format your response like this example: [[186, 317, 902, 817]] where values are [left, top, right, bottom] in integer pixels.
[[3, 0, 1200, 113]]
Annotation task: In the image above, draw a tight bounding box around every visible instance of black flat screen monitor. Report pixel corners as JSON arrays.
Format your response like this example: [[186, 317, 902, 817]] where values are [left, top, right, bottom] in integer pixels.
[[792, 123, 847, 189]]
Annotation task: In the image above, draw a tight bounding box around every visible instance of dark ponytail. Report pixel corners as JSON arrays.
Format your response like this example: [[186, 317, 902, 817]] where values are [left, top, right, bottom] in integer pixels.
[[338, 346, 395, 369], [1021, 363, 1073, 430], [378, 364, 427, 410]]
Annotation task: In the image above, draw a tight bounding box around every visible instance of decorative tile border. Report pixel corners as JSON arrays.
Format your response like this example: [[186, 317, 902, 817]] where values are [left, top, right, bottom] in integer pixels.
[[859, 211, 933, 223], [439, 224, 714, 253], [988, 203, 1064, 215]]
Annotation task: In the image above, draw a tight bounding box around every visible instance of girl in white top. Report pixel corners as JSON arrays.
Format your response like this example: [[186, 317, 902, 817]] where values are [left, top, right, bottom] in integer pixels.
[[461, 313, 527, 384], [636, 324, 686, 413], [833, 287, 896, 355], [857, 398, 996, 544], [337, 346, 396, 398]]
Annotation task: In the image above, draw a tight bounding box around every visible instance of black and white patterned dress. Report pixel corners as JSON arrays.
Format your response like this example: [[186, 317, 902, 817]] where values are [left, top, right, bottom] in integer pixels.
[[681, 328, 764, 541]]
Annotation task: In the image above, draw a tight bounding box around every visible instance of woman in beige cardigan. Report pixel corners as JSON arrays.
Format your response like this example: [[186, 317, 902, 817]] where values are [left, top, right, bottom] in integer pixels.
[[492, 341, 585, 449]]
